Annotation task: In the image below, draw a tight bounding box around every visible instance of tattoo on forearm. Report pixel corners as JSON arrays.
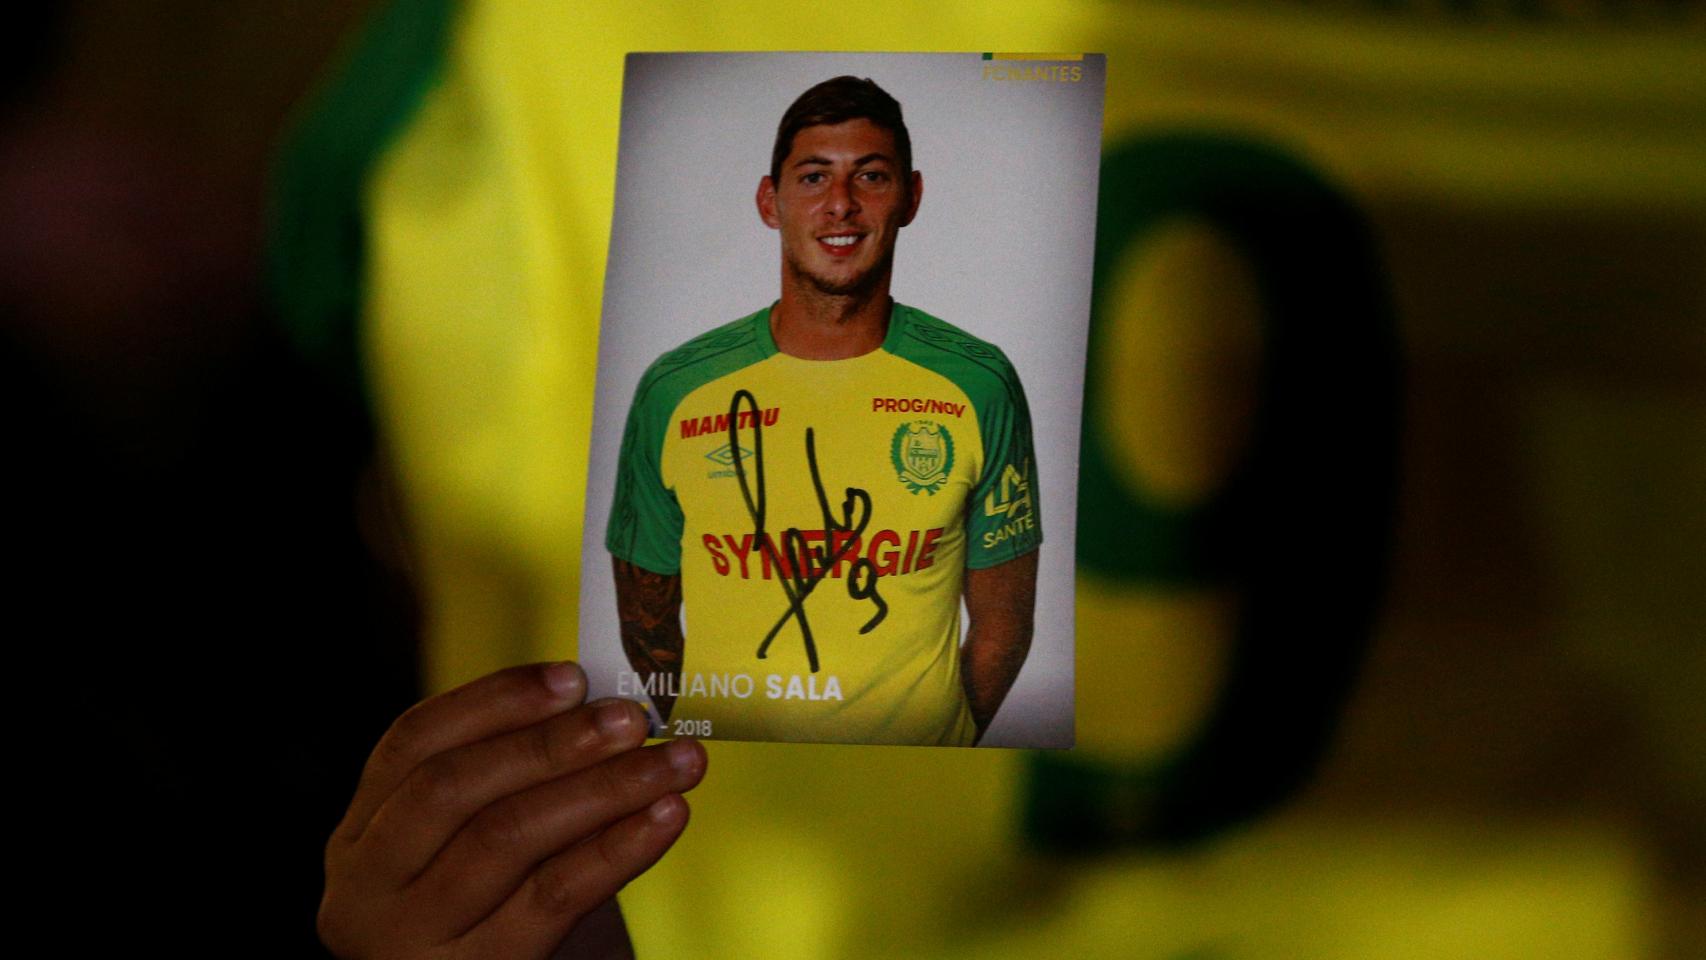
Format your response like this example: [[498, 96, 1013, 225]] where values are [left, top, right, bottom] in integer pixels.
[[613, 557, 685, 721]]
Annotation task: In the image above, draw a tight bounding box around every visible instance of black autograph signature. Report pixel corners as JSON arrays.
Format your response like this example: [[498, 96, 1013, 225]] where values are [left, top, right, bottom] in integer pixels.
[[727, 388, 888, 673]]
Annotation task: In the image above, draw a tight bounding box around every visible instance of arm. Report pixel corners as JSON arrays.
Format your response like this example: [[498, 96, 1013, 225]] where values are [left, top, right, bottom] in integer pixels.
[[959, 549, 1039, 743], [613, 556, 685, 724]]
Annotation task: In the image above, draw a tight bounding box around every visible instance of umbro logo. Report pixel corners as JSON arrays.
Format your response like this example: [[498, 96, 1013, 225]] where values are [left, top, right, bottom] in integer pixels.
[[704, 443, 752, 467]]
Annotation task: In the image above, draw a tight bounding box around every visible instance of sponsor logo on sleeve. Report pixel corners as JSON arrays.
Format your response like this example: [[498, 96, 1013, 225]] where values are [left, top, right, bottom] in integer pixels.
[[982, 460, 1037, 548]]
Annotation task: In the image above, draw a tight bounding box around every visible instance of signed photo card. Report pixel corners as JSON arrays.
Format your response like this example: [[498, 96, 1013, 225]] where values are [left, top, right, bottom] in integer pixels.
[[578, 52, 1104, 748]]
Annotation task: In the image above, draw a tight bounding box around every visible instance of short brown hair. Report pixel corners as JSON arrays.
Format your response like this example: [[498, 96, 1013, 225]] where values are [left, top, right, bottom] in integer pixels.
[[770, 76, 912, 187]]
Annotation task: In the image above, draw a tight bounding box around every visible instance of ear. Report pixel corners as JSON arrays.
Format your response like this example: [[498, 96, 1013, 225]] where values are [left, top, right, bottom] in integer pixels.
[[756, 176, 781, 229], [902, 170, 923, 227]]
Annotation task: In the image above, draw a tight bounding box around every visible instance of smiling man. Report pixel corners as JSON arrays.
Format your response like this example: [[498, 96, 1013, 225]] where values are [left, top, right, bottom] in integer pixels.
[[606, 76, 1040, 746]]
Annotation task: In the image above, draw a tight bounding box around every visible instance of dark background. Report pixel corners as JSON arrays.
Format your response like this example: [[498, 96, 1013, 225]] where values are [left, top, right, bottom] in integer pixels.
[[5, 3, 409, 952]]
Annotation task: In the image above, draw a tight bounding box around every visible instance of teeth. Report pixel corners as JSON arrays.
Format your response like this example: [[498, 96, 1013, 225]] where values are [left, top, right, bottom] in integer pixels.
[[822, 236, 858, 247]]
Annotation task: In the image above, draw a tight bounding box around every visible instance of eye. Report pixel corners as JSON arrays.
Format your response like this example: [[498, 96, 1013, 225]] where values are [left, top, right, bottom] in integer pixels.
[[800, 171, 827, 184], [859, 170, 890, 184]]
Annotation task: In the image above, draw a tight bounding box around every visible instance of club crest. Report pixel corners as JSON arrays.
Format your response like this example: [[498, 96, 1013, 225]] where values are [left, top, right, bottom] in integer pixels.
[[891, 420, 954, 495]]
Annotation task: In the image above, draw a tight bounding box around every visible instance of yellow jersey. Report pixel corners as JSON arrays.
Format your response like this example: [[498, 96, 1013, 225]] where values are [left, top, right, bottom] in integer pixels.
[[606, 302, 1041, 745]]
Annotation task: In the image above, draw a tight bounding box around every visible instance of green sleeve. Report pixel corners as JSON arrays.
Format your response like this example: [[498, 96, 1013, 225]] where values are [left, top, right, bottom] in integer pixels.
[[965, 358, 1042, 568], [606, 381, 684, 575], [886, 304, 1043, 568], [604, 309, 775, 574]]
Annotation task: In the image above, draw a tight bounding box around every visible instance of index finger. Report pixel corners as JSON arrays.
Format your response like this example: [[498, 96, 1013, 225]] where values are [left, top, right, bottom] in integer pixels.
[[337, 661, 587, 844]]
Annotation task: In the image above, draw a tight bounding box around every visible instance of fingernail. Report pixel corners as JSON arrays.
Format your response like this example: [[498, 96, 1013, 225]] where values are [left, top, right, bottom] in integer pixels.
[[594, 698, 635, 737], [648, 794, 682, 824], [665, 737, 701, 774], [542, 661, 584, 700]]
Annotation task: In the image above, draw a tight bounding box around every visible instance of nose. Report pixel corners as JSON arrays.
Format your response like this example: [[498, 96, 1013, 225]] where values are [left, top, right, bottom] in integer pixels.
[[826, 174, 859, 219]]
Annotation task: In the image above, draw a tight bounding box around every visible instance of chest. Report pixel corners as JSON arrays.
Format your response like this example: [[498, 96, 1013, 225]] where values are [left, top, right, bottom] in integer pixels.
[[662, 356, 984, 541]]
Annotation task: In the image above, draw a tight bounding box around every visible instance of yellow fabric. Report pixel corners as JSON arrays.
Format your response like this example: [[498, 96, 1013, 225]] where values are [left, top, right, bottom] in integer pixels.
[[359, 0, 1701, 955], [622, 310, 1004, 746]]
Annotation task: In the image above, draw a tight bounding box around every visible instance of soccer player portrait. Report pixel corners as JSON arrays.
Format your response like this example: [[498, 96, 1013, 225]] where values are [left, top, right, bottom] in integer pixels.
[[608, 76, 1040, 746], [581, 53, 1102, 748]]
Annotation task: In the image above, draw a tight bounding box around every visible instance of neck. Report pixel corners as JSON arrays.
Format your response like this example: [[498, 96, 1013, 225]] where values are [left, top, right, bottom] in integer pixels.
[[770, 272, 893, 360]]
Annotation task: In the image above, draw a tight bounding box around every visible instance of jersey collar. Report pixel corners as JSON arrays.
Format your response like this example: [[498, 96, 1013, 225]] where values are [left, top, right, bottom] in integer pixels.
[[755, 299, 907, 360]]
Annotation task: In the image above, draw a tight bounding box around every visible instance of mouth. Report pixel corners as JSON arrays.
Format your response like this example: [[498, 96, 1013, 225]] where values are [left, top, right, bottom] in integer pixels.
[[816, 233, 865, 257]]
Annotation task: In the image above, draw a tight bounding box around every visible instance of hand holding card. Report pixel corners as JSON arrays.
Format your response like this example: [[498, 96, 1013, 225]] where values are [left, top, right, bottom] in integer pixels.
[[316, 662, 705, 959]]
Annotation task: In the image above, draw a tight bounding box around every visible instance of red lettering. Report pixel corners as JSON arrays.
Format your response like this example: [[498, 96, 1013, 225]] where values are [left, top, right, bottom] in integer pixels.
[[681, 406, 779, 435], [758, 533, 791, 580], [868, 530, 901, 576], [702, 534, 729, 576], [797, 530, 826, 578], [724, 534, 753, 579], [829, 530, 859, 577], [706, 527, 949, 579], [915, 527, 943, 571], [870, 398, 965, 418]]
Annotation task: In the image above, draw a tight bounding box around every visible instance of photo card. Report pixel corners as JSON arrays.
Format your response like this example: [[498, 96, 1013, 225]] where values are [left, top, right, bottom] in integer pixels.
[[579, 51, 1104, 748]]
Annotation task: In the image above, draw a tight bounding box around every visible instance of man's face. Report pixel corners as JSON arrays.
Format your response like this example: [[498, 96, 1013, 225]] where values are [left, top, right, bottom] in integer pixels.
[[758, 118, 923, 298]]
